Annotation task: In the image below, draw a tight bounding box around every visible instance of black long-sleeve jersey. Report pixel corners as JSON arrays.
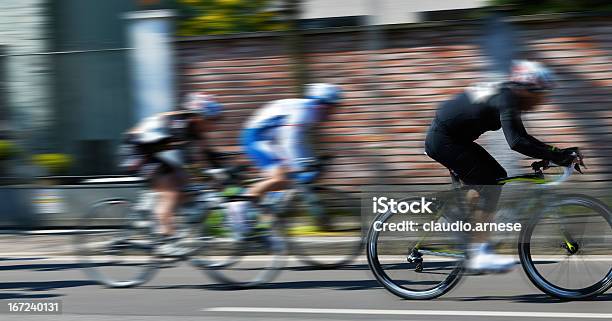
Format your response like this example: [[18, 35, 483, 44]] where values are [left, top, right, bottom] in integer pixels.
[[432, 85, 566, 164]]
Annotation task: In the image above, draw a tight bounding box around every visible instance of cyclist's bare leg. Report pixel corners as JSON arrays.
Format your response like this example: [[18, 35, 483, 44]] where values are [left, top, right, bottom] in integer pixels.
[[152, 174, 182, 236], [236, 166, 290, 229], [465, 189, 490, 243], [246, 166, 290, 199]]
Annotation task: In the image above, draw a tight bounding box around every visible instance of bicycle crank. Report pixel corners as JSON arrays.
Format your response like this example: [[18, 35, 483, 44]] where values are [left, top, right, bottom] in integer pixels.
[[407, 248, 424, 272]]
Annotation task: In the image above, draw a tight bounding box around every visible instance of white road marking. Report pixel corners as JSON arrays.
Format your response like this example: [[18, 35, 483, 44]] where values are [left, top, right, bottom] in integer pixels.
[[204, 307, 612, 319]]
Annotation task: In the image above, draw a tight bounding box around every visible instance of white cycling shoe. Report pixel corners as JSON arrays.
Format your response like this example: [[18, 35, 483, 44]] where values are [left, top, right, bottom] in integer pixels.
[[466, 243, 516, 274], [154, 238, 190, 257]]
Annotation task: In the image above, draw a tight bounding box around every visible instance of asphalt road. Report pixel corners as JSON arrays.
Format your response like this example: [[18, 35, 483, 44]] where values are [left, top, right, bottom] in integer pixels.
[[1, 254, 611, 321]]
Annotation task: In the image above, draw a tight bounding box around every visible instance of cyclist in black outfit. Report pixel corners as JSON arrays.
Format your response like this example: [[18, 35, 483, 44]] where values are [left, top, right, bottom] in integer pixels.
[[120, 92, 224, 257], [425, 60, 580, 273]]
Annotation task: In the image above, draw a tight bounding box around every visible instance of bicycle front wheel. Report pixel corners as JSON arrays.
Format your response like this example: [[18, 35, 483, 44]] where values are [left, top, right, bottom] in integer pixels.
[[285, 186, 364, 269], [73, 199, 158, 288], [519, 194, 612, 300], [190, 210, 287, 289]]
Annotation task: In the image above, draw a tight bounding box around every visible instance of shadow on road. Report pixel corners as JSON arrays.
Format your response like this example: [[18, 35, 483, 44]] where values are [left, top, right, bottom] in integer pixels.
[[141, 279, 381, 291], [449, 293, 612, 303], [283, 263, 371, 271], [0, 262, 82, 272], [0, 280, 96, 292], [261, 279, 381, 290], [0, 293, 63, 300], [197, 279, 381, 291], [0, 280, 97, 300]]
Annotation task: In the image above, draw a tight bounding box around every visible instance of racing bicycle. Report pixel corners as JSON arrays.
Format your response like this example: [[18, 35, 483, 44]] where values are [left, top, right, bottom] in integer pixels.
[[74, 160, 363, 288], [73, 166, 286, 289], [367, 159, 612, 300]]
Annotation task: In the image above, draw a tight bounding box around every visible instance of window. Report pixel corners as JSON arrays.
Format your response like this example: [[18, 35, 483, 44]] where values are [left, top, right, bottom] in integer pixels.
[[78, 140, 113, 175]]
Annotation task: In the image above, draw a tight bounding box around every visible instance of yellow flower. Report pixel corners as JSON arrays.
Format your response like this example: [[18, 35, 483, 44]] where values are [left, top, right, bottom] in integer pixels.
[[216, 0, 240, 6], [32, 153, 73, 175], [0, 140, 16, 160]]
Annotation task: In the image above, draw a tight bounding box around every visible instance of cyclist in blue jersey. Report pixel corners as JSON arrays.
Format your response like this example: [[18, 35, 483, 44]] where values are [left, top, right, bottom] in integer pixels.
[[425, 60, 582, 273], [241, 83, 341, 227]]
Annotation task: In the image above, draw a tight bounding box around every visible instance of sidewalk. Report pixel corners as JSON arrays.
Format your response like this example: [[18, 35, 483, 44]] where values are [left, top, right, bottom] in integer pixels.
[[0, 231, 76, 256], [0, 229, 364, 257]]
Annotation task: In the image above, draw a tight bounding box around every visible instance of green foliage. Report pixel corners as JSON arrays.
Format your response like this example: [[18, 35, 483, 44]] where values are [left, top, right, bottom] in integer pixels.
[[32, 153, 73, 175], [204, 209, 229, 237], [177, 0, 288, 36], [0, 140, 18, 160], [490, 0, 612, 15]]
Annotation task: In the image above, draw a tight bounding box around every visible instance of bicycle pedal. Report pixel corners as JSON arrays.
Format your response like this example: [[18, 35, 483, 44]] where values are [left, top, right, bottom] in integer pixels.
[[406, 248, 423, 263], [414, 261, 424, 273]]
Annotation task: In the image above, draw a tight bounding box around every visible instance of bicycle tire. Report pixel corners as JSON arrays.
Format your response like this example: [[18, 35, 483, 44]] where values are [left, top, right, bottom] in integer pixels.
[[366, 198, 464, 300], [519, 194, 612, 300], [192, 218, 287, 289], [73, 199, 159, 288], [287, 186, 364, 269]]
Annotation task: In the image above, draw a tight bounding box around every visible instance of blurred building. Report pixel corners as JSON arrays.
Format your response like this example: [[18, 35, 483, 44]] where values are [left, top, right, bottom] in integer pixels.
[[51, 0, 135, 175], [0, 0, 136, 175], [300, 0, 488, 27], [0, 0, 52, 152]]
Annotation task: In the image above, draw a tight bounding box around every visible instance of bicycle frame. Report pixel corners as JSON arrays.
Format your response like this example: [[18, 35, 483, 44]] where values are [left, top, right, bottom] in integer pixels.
[[408, 165, 576, 262]]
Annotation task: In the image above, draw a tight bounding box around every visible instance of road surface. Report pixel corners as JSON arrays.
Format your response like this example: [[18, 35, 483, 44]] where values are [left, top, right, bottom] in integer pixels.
[[0, 232, 611, 321]]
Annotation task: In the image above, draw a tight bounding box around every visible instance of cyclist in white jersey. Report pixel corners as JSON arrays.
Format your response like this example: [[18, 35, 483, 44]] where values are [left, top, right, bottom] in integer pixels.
[[241, 83, 341, 220]]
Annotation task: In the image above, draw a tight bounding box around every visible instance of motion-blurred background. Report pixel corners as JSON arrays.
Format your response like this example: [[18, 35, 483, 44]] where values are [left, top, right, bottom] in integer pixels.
[[0, 0, 610, 228]]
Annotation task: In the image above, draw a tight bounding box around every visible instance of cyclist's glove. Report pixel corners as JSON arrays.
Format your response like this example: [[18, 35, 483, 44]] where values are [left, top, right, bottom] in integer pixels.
[[553, 147, 582, 167]]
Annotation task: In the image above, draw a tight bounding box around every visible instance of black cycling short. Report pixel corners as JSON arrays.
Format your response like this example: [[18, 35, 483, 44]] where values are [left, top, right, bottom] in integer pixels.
[[425, 121, 506, 212], [118, 141, 186, 185]]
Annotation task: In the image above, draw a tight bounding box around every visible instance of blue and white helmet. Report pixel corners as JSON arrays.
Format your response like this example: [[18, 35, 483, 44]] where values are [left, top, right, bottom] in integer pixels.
[[305, 83, 342, 104], [183, 92, 223, 118], [510, 60, 555, 92]]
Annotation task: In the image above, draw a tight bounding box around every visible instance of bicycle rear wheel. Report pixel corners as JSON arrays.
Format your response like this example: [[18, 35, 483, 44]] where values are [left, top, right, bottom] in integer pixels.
[[366, 198, 464, 300], [285, 186, 364, 268], [73, 199, 158, 288], [519, 195, 612, 300]]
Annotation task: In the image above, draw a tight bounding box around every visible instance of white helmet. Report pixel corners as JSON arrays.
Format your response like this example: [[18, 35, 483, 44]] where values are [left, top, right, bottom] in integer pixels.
[[305, 83, 342, 104], [510, 60, 555, 92]]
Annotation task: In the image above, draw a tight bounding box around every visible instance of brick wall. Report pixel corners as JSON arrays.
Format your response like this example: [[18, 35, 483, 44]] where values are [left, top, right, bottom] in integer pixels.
[[177, 15, 612, 192]]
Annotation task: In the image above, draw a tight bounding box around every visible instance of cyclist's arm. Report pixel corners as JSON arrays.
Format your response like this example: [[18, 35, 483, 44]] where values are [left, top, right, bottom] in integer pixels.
[[498, 102, 566, 164], [187, 117, 224, 168]]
